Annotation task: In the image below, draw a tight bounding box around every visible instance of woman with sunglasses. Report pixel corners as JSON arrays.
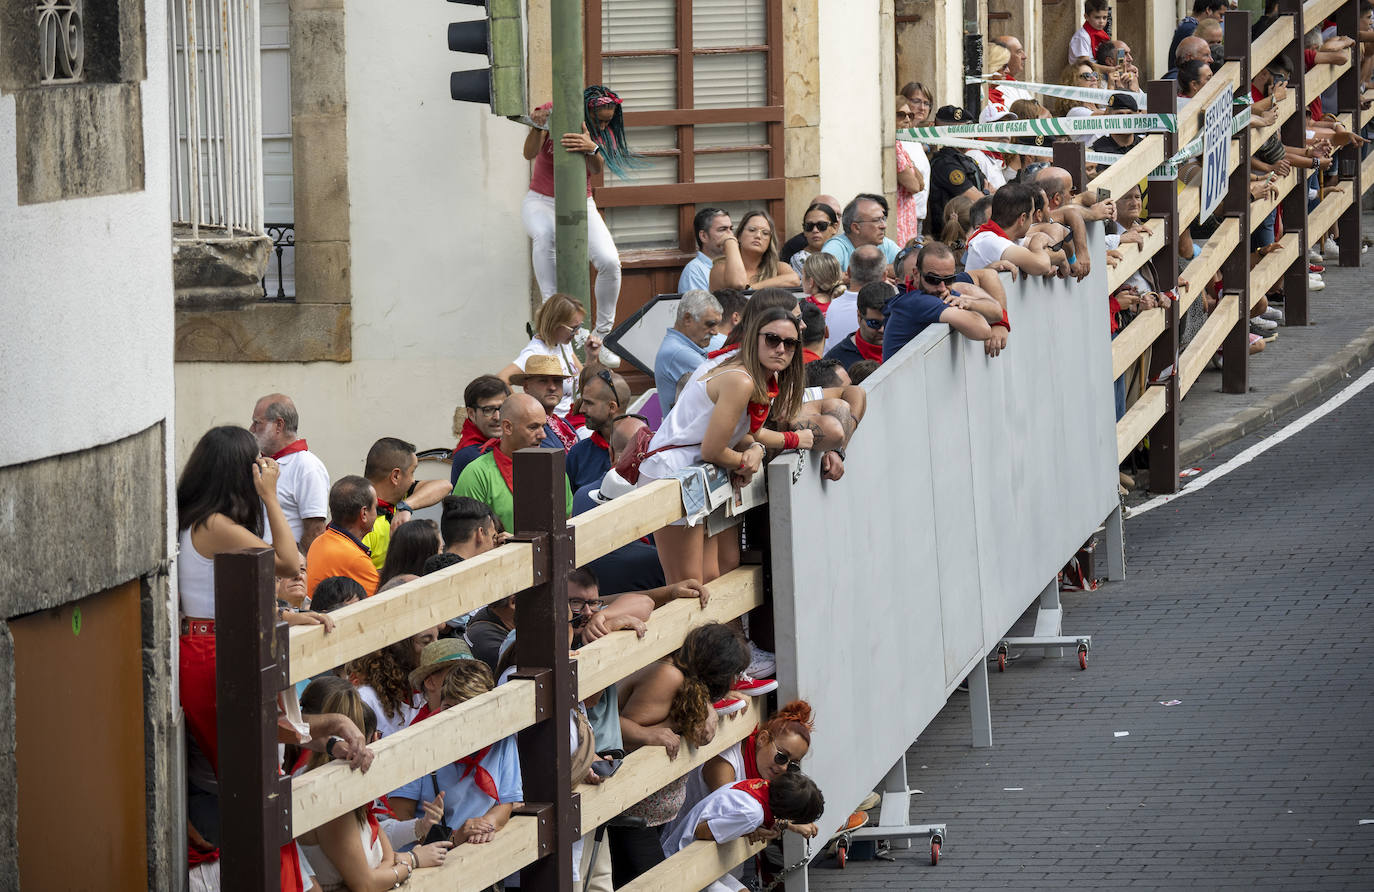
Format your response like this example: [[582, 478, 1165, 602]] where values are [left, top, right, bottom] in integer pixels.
[[788, 202, 840, 277], [497, 292, 585, 417], [710, 210, 802, 292], [1056, 62, 1106, 146], [895, 95, 925, 247], [639, 306, 810, 584]]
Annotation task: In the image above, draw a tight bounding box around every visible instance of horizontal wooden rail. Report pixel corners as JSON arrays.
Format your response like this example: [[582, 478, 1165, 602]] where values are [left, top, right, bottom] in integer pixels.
[[1088, 135, 1164, 199], [1112, 308, 1166, 380], [1107, 221, 1167, 294], [287, 543, 536, 684], [1304, 0, 1345, 33], [1180, 293, 1241, 398], [569, 478, 684, 567], [1178, 218, 1241, 315], [620, 837, 764, 892], [406, 815, 540, 892], [576, 565, 765, 700], [1250, 234, 1302, 299], [1305, 58, 1351, 103], [1308, 181, 1354, 241], [577, 700, 762, 832], [1249, 93, 1298, 149], [1252, 15, 1296, 73], [1117, 385, 1167, 463], [1177, 62, 1242, 146], [292, 679, 538, 836], [1249, 168, 1301, 234], [1180, 182, 1201, 232]]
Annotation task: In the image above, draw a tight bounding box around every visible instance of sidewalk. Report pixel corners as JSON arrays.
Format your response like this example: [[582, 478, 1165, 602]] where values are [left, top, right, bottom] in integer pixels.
[[1176, 209, 1374, 466]]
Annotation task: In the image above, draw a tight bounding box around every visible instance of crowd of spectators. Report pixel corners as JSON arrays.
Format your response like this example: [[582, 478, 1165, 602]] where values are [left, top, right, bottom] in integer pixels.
[[178, 4, 1374, 888]]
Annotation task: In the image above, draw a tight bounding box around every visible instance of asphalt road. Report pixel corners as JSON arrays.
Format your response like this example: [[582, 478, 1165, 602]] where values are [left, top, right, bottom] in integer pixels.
[[806, 372, 1374, 890]]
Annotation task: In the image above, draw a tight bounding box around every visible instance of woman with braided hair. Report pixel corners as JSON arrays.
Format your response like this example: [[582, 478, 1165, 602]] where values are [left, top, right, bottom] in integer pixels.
[[521, 85, 640, 367]]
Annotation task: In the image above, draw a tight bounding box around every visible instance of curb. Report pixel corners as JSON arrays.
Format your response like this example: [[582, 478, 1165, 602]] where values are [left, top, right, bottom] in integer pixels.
[[1179, 319, 1374, 465]]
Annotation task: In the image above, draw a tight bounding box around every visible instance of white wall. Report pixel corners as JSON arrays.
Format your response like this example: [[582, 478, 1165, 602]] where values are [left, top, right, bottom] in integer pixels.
[[175, 1, 537, 479], [817, 0, 886, 202], [0, 12, 175, 471]]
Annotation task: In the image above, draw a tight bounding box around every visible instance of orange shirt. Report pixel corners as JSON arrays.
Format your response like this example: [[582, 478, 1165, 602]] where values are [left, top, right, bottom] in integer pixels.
[[305, 526, 379, 599]]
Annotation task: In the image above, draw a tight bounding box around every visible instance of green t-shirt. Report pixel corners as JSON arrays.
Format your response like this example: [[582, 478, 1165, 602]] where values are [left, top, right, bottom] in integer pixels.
[[452, 451, 573, 533]]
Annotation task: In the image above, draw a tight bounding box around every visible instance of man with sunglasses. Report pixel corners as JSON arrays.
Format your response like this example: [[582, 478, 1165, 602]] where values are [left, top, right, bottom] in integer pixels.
[[824, 282, 893, 373], [883, 242, 999, 362], [566, 369, 629, 491]]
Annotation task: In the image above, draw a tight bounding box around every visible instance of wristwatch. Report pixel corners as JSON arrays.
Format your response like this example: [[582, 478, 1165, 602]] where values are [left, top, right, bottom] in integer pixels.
[[325, 736, 342, 758], [396, 501, 413, 514]]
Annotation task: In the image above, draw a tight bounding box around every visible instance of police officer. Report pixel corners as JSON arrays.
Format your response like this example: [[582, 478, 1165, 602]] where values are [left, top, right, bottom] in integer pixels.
[[926, 105, 989, 237]]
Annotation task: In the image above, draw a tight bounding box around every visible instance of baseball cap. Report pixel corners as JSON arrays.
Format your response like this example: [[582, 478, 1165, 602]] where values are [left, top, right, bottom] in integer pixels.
[[1106, 93, 1140, 112]]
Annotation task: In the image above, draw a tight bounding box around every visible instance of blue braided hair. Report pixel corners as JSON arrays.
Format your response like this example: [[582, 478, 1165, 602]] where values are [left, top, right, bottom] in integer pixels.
[[583, 85, 643, 180]]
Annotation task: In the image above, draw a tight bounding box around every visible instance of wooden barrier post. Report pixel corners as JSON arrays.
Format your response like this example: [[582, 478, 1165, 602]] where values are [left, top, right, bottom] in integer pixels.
[[1053, 140, 1087, 193], [215, 547, 292, 892], [511, 448, 577, 892], [1279, 0, 1311, 325], [1335, 0, 1364, 266], [1220, 9, 1254, 393], [1146, 79, 1181, 494]]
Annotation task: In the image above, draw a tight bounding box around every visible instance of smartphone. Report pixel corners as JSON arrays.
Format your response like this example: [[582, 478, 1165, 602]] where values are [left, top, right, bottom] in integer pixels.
[[591, 758, 622, 778], [1116, 48, 1126, 62]]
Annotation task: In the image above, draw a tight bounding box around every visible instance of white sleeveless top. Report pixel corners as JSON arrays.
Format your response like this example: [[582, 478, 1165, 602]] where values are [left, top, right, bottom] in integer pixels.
[[178, 527, 218, 618], [299, 818, 384, 891], [639, 366, 752, 481], [661, 739, 746, 847]]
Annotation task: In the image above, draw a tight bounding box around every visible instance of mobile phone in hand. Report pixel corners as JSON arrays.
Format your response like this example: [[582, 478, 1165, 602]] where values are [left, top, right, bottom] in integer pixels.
[[591, 758, 623, 778]]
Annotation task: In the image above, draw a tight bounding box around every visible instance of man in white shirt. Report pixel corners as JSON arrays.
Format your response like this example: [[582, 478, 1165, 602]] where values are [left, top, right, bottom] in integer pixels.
[[824, 245, 886, 353], [963, 182, 1067, 277], [678, 208, 733, 294], [250, 393, 330, 555], [980, 36, 1034, 122]]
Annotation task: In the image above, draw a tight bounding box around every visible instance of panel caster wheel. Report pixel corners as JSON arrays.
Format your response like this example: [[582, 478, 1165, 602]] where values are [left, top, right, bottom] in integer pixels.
[[996, 643, 1008, 672], [836, 842, 847, 869], [1077, 643, 1089, 670], [930, 834, 942, 866]]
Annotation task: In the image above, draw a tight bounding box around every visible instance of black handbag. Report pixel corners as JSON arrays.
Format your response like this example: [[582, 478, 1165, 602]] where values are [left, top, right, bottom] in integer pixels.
[[422, 771, 452, 844]]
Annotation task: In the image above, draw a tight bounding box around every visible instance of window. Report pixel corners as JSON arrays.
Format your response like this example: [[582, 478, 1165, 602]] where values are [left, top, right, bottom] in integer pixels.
[[588, 0, 784, 256]]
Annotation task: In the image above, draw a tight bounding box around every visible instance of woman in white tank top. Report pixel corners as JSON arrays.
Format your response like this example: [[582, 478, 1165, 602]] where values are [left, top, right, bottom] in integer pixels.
[[639, 307, 812, 584]]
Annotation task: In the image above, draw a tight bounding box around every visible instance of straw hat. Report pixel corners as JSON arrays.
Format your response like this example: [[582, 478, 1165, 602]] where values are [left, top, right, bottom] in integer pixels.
[[510, 354, 574, 385], [408, 638, 476, 689]]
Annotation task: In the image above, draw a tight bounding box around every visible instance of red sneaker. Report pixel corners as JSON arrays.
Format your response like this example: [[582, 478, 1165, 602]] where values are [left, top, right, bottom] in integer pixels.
[[713, 697, 747, 715], [1309, 263, 1325, 273], [731, 673, 779, 697]]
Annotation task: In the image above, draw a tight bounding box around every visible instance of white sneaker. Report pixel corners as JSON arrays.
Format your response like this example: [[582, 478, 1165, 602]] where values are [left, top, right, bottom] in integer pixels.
[[1250, 315, 1278, 332], [1309, 275, 1326, 291], [1323, 237, 1339, 258], [747, 641, 776, 678], [596, 344, 622, 369], [1262, 306, 1284, 322], [1307, 249, 1323, 263]]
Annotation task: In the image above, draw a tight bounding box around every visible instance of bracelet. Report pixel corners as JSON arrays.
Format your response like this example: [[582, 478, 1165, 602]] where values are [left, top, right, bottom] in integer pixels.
[[782, 431, 800, 450], [829, 447, 846, 462], [414, 819, 426, 842], [391, 866, 402, 888], [410, 852, 419, 871], [325, 736, 341, 758]]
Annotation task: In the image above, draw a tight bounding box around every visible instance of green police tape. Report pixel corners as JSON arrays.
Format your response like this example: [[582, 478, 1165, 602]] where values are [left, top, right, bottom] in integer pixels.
[[902, 112, 1176, 140], [965, 74, 1147, 108]]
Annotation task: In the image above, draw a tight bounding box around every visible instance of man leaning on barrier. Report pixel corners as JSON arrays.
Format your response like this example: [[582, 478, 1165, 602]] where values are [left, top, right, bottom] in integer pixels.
[[884, 242, 997, 362]]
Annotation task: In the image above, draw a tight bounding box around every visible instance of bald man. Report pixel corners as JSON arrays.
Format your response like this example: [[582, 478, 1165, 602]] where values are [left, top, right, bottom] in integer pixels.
[[452, 393, 573, 533], [250, 392, 330, 554], [1166, 36, 1212, 79], [781, 193, 843, 265]]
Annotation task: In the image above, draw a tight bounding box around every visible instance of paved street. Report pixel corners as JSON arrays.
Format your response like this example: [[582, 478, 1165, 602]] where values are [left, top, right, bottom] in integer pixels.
[[808, 375, 1374, 890]]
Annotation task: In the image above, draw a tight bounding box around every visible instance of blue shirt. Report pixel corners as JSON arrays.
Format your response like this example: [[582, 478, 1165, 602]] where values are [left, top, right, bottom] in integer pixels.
[[824, 334, 865, 372], [654, 327, 709, 414], [882, 279, 970, 361], [678, 251, 713, 294], [820, 233, 901, 270], [566, 435, 612, 492], [450, 443, 486, 486], [572, 483, 666, 596], [391, 734, 523, 830]]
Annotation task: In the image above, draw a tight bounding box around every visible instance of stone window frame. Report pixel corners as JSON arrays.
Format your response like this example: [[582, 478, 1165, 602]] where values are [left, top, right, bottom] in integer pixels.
[[173, 0, 351, 363]]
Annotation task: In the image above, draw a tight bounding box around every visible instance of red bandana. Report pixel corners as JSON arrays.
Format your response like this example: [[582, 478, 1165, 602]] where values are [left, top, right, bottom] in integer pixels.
[[376, 498, 396, 520], [987, 83, 1005, 107], [547, 415, 579, 452], [708, 345, 738, 360], [364, 811, 382, 848], [271, 439, 309, 460], [805, 295, 831, 314], [853, 333, 884, 363], [747, 376, 780, 434], [802, 348, 822, 365], [732, 778, 774, 828], [456, 746, 500, 801], [490, 446, 516, 493], [456, 418, 488, 452], [590, 431, 611, 455], [967, 219, 1011, 249], [410, 703, 434, 726], [1083, 20, 1110, 56], [742, 729, 765, 781]]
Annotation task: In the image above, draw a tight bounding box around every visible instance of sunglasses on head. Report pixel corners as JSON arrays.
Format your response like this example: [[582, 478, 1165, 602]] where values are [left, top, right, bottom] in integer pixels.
[[923, 272, 959, 287], [761, 332, 800, 352], [594, 368, 625, 404], [802, 220, 831, 232]]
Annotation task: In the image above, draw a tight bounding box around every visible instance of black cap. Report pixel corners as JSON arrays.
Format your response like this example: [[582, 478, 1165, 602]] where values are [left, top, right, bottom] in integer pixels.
[[934, 105, 970, 124], [1106, 92, 1139, 112]]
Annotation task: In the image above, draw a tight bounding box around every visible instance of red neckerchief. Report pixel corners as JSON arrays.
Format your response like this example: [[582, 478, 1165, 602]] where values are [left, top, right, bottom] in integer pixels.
[[289, 748, 311, 776], [853, 333, 884, 363], [987, 83, 1005, 107], [984, 150, 1005, 165], [565, 412, 586, 430], [742, 729, 765, 780], [805, 295, 831, 314], [732, 778, 774, 828], [708, 345, 738, 359], [480, 437, 498, 455], [802, 348, 822, 365], [747, 376, 780, 434], [364, 811, 382, 848], [456, 746, 500, 801], [410, 703, 434, 726], [590, 431, 611, 454], [376, 498, 396, 520], [271, 439, 309, 459], [456, 418, 487, 451], [1083, 20, 1110, 56], [547, 415, 578, 452], [368, 796, 397, 842], [967, 219, 1011, 249], [490, 446, 515, 493]]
